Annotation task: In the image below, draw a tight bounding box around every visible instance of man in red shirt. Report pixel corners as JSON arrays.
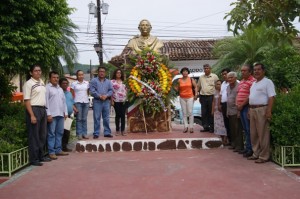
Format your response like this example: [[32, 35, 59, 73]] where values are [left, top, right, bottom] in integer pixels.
[[236, 64, 256, 157]]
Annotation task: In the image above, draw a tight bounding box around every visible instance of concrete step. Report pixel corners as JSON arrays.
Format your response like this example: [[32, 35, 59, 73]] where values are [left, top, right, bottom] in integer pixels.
[[75, 125, 223, 152]]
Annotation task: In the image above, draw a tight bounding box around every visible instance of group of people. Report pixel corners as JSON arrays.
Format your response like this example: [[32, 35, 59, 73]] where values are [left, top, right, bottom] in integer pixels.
[[24, 65, 127, 166], [24, 67, 71, 166], [24, 61, 275, 166], [177, 63, 276, 164]]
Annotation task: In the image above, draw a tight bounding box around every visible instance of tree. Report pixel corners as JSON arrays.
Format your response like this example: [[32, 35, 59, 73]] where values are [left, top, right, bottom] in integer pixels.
[[0, 0, 75, 78], [213, 25, 276, 74], [262, 45, 300, 89], [50, 20, 78, 75], [225, 0, 300, 40], [0, 68, 16, 102]]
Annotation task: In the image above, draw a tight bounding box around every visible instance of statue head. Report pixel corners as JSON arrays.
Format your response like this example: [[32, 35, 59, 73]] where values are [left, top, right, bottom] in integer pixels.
[[138, 19, 152, 37]]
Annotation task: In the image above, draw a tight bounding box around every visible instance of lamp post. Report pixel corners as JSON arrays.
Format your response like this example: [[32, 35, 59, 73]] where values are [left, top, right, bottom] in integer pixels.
[[88, 1, 109, 66]]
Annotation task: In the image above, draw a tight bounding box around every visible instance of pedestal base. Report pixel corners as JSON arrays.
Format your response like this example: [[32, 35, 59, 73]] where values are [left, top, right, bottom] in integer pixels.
[[128, 108, 171, 132]]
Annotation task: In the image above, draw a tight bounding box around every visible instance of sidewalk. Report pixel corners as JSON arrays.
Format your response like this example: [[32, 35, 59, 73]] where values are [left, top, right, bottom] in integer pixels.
[[0, 147, 299, 199], [1, 109, 299, 198]]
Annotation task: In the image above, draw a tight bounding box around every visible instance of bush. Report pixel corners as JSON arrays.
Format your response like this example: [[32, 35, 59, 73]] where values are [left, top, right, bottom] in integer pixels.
[[263, 45, 300, 89], [270, 84, 300, 146], [0, 103, 27, 153], [0, 68, 16, 103]]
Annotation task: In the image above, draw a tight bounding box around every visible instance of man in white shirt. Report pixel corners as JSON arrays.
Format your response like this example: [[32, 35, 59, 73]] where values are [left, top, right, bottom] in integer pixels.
[[247, 63, 276, 163], [23, 64, 50, 166], [46, 71, 69, 160], [219, 68, 231, 144]]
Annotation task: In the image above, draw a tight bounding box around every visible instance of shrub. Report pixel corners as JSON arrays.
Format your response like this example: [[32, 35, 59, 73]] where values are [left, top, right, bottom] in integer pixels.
[[0, 68, 16, 103], [270, 84, 300, 146], [0, 103, 27, 153], [263, 45, 300, 89]]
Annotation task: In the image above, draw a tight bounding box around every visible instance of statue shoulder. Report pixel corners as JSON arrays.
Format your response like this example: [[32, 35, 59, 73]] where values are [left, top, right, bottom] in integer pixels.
[[129, 35, 140, 41], [128, 35, 140, 46], [149, 35, 164, 49]]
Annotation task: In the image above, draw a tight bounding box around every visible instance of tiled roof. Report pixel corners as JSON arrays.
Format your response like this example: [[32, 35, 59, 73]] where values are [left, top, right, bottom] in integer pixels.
[[109, 39, 218, 67], [162, 40, 217, 60]]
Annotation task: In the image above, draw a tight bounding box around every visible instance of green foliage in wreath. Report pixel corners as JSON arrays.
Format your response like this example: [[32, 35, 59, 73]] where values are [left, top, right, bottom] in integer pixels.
[[126, 48, 176, 116]]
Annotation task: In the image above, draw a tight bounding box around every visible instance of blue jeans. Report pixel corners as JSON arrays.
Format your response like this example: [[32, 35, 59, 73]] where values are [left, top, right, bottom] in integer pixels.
[[240, 106, 252, 152], [93, 99, 111, 136], [75, 102, 89, 136], [47, 116, 64, 154]]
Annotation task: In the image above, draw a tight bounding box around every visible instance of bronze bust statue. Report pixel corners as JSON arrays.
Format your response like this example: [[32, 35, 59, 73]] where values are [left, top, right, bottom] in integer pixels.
[[127, 19, 163, 53]]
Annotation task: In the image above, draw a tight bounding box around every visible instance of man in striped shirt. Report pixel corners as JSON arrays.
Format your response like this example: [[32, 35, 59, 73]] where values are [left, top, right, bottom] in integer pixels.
[[23, 64, 50, 166], [236, 64, 256, 157]]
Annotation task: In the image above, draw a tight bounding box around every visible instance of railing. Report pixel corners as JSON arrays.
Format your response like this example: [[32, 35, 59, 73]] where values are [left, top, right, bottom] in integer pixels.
[[0, 147, 29, 177], [272, 145, 300, 167]]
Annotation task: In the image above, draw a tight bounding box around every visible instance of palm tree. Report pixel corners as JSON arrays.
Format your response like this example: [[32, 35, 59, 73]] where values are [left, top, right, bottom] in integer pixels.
[[212, 25, 281, 74], [51, 19, 78, 75]]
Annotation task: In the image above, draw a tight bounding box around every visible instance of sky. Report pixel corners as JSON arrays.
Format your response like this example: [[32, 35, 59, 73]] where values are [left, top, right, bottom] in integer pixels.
[[67, 0, 236, 65]]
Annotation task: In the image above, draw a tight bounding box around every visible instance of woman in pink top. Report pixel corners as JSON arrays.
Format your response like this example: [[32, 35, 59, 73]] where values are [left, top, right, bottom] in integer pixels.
[[111, 69, 127, 136], [178, 67, 198, 133]]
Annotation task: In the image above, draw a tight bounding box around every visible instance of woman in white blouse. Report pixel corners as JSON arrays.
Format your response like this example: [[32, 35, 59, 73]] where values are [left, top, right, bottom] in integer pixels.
[[71, 70, 90, 140]]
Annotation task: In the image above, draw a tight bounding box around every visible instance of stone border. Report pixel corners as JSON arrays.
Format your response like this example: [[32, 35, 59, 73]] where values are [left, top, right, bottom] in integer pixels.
[[75, 138, 222, 152]]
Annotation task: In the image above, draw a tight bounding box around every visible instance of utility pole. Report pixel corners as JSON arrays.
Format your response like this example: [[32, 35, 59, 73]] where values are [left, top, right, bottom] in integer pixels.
[[96, 0, 103, 66], [88, 1, 108, 67]]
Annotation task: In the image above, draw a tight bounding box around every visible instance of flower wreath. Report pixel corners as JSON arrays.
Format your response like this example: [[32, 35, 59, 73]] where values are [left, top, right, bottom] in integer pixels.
[[127, 49, 174, 115]]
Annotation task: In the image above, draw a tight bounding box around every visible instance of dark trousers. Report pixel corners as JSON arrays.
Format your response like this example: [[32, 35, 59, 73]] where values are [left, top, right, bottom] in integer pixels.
[[62, 115, 71, 150], [26, 106, 47, 163], [62, 129, 70, 150], [113, 102, 126, 132], [228, 114, 244, 150], [221, 102, 230, 142], [200, 95, 214, 131]]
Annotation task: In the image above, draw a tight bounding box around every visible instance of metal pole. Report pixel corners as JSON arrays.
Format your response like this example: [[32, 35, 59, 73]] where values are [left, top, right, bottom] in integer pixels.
[[90, 59, 92, 80], [97, 0, 103, 66]]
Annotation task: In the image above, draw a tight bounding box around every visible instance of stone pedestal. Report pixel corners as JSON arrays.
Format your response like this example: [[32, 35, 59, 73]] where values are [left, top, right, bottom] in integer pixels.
[[128, 107, 171, 133]]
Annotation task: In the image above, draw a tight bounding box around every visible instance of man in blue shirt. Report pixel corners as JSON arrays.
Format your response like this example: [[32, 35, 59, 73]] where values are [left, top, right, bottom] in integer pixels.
[[89, 66, 113, 138], [59, 78, 77, 152]]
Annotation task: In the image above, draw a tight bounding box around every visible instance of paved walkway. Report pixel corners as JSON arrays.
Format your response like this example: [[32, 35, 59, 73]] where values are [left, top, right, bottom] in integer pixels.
[[1, 148, 300, 198], [0, 110, 299, 198]]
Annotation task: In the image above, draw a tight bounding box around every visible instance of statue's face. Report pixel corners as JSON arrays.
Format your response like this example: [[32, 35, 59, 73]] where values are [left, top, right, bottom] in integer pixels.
[[139, 20, 151, 36]]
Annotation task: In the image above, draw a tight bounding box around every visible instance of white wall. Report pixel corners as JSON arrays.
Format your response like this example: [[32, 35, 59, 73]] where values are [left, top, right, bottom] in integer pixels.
[[169, 60, 218, 73], [11, 75, 21, 92]]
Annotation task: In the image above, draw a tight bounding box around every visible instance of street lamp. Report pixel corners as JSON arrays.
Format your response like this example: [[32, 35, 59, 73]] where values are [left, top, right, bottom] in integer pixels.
[[93, 44, 100, 53], [88, 1, 109, 66]]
